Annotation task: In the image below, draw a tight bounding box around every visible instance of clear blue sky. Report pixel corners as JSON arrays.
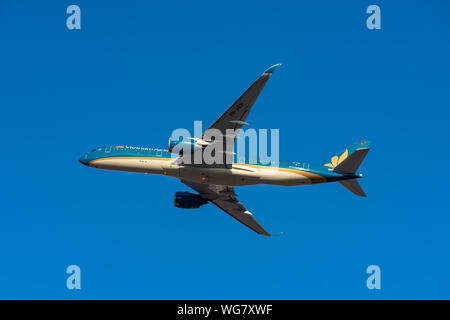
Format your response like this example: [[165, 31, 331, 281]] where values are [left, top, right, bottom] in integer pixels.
[[1, 0, 449, 299]]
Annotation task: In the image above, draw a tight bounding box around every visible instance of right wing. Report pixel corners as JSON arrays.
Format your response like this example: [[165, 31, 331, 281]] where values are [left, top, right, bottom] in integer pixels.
[[176, 64, 281, 168], [181, 180, 271, 237], [203, 64, 282, 143]]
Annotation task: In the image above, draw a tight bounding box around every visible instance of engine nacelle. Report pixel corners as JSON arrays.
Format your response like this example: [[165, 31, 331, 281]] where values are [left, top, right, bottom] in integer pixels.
[[174, 191, 208, 209], [168, 137, 196, 154]]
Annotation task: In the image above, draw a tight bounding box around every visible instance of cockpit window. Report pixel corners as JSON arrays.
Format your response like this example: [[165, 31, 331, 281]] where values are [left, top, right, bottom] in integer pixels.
[[90, 148, 97, 152]]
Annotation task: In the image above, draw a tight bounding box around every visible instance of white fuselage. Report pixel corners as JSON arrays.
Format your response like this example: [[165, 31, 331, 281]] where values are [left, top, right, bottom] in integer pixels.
[[88, 157, 325, 186]]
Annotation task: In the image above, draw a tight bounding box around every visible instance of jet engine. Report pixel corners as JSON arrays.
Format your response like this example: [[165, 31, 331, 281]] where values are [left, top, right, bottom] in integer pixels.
[[174, 191, 208, 209], [168, 137, 211, 155], [169, 137, 194, 154]]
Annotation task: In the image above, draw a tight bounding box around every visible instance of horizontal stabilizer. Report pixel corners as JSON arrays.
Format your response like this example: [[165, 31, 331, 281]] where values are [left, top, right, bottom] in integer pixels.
[[338, 179, 367, 197], [334, 148, 369, 174]]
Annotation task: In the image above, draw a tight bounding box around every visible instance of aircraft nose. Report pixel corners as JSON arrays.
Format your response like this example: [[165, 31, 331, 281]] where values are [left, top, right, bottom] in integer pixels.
[[78, 154, 89, 166]]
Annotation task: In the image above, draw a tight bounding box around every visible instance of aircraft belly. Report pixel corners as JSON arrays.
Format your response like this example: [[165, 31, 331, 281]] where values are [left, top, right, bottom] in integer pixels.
[[257, 168, 310, 186], [178, 165, 311, 186], [91, 159, 314, 186], [90, 158, 168, 175], [179, 166, 260, 186]]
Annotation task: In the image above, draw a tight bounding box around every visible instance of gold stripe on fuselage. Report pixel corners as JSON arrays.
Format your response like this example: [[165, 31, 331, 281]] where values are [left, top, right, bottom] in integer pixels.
[[237, 164, 326, 184], [88, 157, 326, 184], [88, 156, 173, 164]]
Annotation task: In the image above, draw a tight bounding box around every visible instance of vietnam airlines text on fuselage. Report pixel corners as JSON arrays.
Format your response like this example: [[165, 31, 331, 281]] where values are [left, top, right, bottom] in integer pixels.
[[78, 145, 360, 187]]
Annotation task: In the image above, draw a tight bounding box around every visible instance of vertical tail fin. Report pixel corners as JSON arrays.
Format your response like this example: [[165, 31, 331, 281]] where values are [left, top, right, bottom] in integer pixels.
[[324, 141, 371, 197], [324, 141, 371, 174]]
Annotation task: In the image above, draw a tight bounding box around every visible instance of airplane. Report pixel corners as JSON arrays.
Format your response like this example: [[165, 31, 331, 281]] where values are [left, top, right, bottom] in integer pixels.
[[79, 64, 370, 237]]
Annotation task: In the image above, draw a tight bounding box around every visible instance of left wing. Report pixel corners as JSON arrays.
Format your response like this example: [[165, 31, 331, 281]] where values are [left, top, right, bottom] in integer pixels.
[[181, 180, 271, 237]]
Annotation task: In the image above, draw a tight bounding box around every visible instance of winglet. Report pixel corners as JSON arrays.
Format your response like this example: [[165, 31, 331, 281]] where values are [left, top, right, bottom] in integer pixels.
[[263, 64, 282, 74]]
